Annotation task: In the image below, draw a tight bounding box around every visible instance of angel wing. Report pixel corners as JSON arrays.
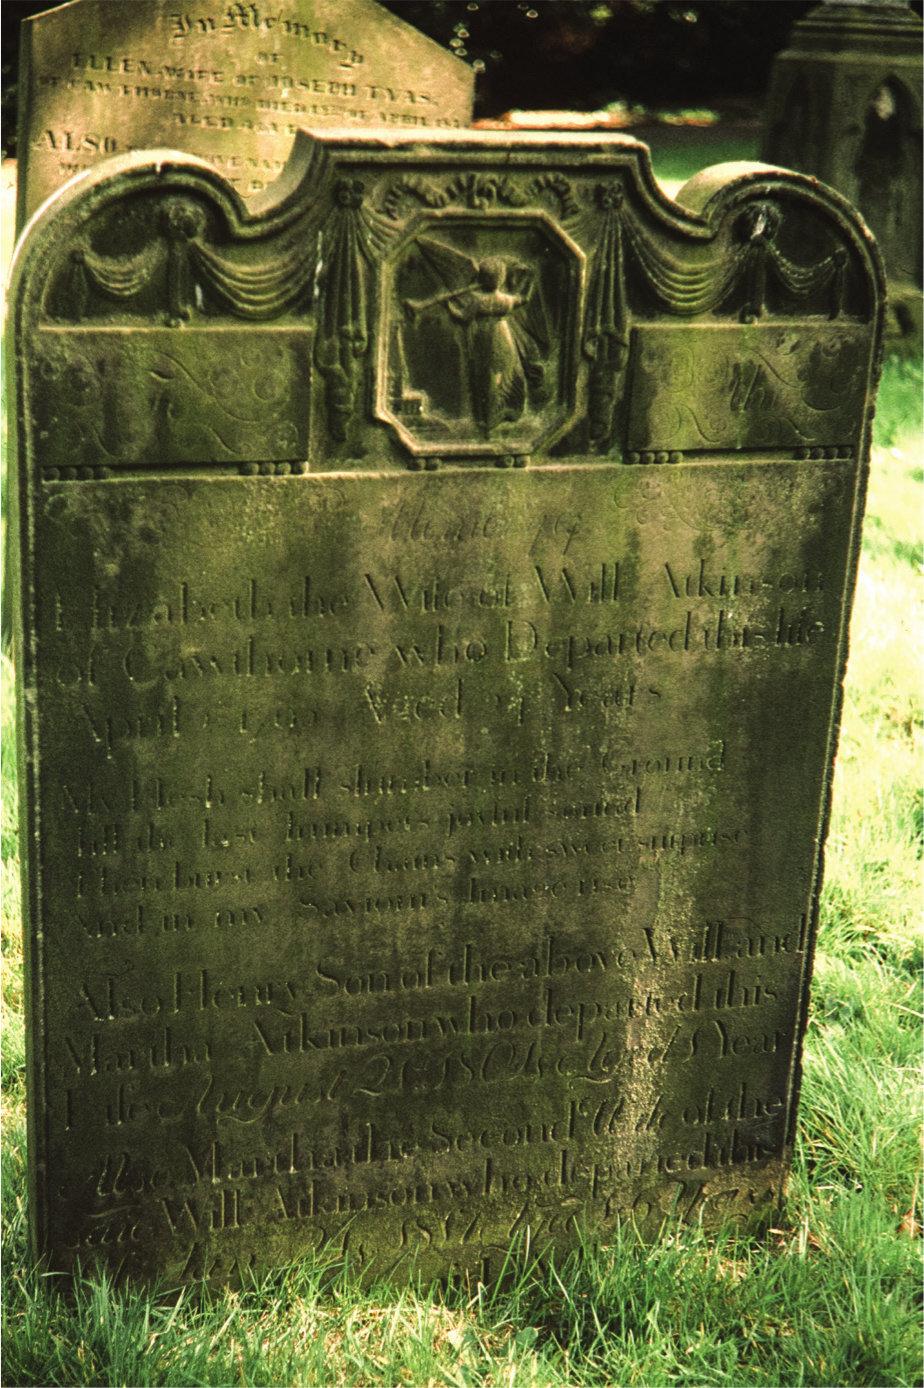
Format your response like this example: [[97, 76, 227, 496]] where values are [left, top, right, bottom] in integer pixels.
[[506, 262, 551, 357], [412, 236, 479, 294], [506, 263, 550, 354]]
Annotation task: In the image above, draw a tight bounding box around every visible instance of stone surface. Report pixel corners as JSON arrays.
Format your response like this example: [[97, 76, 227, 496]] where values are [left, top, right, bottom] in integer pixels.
[[763, 0, 922, 344], [9, 130, 883, 1285], [15, 0, 473, 228]]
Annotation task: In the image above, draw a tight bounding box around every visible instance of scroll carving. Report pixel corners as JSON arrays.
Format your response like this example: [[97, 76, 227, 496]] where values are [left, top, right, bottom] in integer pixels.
[[381, 177, 449, 222], [532, 173, 581, 222], [29, 331, 308, 475], [443, 174, 529, 211], [382, 173, 544, 222]]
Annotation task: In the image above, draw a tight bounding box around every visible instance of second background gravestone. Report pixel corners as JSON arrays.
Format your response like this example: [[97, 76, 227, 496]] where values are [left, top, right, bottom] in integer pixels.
[[763, 0, 922, 344], [15, 0, 474, 225], [10, 130, 883, 1285]]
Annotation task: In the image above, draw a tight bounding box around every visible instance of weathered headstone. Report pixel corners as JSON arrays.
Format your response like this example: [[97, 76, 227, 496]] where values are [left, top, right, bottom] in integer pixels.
[[15, 0, 474, 228], [763, 0, 922, 344], [10, 131, 882, 1285]]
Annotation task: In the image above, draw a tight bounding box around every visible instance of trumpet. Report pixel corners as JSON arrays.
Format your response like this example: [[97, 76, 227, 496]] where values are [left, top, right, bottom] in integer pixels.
[[403, 283, 475, 321]]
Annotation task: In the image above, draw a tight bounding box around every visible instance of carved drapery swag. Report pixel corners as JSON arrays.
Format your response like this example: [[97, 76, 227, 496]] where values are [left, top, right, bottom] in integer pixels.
[[71, 188, 848, 338], [73, 242, 159, 301], [50, 136, 868, 463], [72, 198, 320, 327], [615, 196, 847, 321]]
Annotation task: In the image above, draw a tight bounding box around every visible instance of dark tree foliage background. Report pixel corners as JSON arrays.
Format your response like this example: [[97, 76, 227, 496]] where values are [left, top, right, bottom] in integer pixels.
[[380, 1, 811, 115], [2, 0, 921, 154]]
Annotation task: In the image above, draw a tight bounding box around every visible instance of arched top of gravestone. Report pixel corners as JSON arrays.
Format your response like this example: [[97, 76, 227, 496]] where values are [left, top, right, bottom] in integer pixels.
[[9, 129, 884, 484], [10, 131, 885, 309], [15, 0, 474, 229]]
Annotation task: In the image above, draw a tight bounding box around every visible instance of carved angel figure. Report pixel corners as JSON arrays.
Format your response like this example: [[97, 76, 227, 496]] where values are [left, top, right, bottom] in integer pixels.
[[403, 237, 550, 436]]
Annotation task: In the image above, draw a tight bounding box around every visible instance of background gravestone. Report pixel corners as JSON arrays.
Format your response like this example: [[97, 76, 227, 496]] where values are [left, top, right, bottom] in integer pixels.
[[10, 130, 882, 1284], [763, 0, 922, 345], [14, 0, 474, 227]]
